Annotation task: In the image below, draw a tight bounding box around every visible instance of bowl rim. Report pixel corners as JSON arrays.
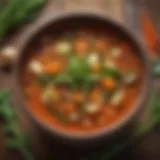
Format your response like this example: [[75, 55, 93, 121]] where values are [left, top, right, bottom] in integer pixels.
[[14, 11, 151, 141]]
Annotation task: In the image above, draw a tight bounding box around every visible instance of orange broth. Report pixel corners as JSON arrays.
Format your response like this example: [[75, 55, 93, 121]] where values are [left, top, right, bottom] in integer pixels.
[[22, 29, 144, 133]]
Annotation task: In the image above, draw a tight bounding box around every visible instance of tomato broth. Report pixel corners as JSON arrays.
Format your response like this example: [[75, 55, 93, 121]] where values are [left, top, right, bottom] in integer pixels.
[[22, 28, 144, 133]]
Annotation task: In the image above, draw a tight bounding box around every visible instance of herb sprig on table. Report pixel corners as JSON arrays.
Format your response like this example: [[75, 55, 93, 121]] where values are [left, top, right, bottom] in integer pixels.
[[0, 89, 33, 160], [151, 60, 160, 76], [0, 0, 46, 39]]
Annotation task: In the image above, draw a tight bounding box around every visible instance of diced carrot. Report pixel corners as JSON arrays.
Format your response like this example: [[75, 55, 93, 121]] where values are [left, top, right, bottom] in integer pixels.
[[65, 103, 76, 114], [89, 90, 100, 101], [142, 13, 157, 51], [75, 40, 88, 53], [92, 64, 100, 73], [52, 92, 59, 102], [102, 78, 115, 89], [142, 13, 158, 60], [73, 92, 84, 103], [95, 40, 108, 52], [44, 61, 62, 75]]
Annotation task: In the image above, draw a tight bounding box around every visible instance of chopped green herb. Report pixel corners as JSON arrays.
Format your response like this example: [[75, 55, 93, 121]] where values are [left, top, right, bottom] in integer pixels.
[[54, 74, 72, 85], [102, 68, 121, 80], [48, 105, 70, 124]]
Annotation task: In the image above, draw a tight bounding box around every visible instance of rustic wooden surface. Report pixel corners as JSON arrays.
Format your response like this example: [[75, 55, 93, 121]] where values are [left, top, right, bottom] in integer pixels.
[[0, 0, 160, 160]]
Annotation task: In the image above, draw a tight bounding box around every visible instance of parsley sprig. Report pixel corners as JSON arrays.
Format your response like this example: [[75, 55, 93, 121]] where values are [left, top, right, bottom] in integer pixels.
[[0, 0, 46, 39], [0, 89, 33, 160]]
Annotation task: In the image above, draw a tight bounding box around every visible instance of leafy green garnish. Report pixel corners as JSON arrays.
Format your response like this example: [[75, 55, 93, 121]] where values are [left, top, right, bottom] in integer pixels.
[[102, 68, 121, 79], [66, 57, 92, 89], [0, 89, 33, 160], [39, 55, 121, 92], [83, 74, 101, 91], [54, 74, 72, 85], [151, 60, 160, 76], [48, 105, 70, 124], [0, 0, 46, 39], [67, 57, 91, 78]]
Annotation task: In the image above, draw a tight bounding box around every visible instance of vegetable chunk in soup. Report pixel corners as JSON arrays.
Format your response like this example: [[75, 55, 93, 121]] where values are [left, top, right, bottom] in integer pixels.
[[22, 29, 143, 133]]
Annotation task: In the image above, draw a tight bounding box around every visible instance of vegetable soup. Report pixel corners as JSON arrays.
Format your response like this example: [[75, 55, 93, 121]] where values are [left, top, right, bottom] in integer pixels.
[[22, 28, 144, 133]]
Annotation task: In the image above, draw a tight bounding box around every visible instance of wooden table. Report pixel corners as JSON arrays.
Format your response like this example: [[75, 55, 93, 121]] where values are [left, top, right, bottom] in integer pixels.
[[0, 0, 160, 159]]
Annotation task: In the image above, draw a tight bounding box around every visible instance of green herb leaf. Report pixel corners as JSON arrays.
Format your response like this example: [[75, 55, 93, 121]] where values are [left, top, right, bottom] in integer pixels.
[[7, 138, 20, 150], [0, 89, 33, 160], [0, 0, 46, 39], [54, 74, 72, 84], [48, 106, 70, 124], [102, 67, 121, 80], [151, 60, 160, 76]]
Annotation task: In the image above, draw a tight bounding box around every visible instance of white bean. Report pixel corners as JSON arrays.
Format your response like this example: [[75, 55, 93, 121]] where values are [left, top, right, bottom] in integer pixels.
[[87, 53, 99, 66], [28, 60, 44, 75], [110, 90, 125, 106]]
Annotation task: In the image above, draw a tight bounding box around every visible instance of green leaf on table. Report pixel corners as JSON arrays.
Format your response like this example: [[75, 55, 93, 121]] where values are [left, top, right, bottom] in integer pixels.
[[7, 138, 20, 150], [150, 90, 160, 123], [151, 60, 160, 76], [16, 133, 32, 149], [21, 133, 32, 148], [5, 121, 20, 136], [0, 88, 33, 160], [0, 88, 11, 101], [0, 0, 46, 39]]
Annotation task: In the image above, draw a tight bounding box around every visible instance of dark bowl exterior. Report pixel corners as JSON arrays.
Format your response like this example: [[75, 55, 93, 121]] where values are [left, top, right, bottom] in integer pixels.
[[14, 11, 151, 147]]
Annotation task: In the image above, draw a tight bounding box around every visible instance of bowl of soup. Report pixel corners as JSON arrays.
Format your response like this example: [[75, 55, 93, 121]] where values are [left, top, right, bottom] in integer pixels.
[[16, 12, 151, 146]]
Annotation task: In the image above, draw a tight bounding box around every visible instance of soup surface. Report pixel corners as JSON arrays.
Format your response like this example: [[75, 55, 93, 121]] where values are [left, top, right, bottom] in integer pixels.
[[22, 28, 144, 133]]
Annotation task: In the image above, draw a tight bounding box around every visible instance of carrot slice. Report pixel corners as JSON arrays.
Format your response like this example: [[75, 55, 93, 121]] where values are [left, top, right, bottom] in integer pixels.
[[142, 13, 157, 51], [75, 40, 88, 53], [73, 92, 84, 103], [102, 78, 115, 89], [44, 61, 62, 75], [89, 90, 100, 101], [65, 103, 76, 114]]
